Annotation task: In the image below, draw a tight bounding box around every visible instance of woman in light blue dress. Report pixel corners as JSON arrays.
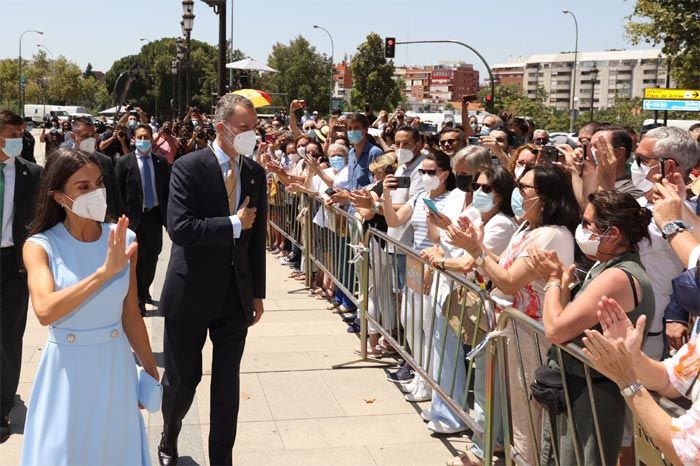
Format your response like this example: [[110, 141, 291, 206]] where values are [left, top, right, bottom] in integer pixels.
[[21, 148, 158, 465]]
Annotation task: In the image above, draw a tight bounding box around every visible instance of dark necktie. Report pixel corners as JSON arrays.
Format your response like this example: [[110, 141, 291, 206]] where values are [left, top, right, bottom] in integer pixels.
[[141, 155, 155, 209]]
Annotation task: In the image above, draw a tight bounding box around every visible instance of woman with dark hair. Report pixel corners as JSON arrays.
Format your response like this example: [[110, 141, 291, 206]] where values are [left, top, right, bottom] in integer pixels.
[[418, 165, 519, 438], [528, 190, 654, 466], [21, 148, 157, 465], [382, 150, 456, 402], [445, 164, 579, 465]]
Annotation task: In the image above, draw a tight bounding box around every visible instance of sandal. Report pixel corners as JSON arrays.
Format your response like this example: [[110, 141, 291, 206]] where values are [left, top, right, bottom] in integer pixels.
[[289, 271, 302, 278], [295, 274, 306, 281], [354, 345, 384, 358]]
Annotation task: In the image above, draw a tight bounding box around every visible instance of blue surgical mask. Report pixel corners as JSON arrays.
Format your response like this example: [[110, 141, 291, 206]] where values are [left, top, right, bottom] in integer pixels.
[[348, 130, 363, 144], [480, 126, 491, 136], [330, 156, 346, 171], [511, 187, 525, 217], [472, 188, 495, 213], [135, 139, 152, 153], [1, 137, 23, 158], [128, 120, 138, 129]]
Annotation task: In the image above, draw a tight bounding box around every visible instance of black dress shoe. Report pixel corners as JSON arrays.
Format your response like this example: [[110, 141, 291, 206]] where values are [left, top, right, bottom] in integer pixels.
[[158, 434, 178, 466], [158, 445, 178, 466]]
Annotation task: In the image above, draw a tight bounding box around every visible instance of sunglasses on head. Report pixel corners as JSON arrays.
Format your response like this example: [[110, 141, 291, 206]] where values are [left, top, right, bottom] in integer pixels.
[[418, 169, 438, 175], [472, 182, 493, 193]]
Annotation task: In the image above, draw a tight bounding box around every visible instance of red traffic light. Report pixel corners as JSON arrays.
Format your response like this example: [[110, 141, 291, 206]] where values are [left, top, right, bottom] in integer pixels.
[[385, 37, 396, 59], [485, 95, 492, 102]]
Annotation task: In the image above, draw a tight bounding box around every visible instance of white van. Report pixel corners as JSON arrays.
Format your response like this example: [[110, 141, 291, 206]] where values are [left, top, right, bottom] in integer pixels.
[[24, 104, 87, 123], [642, 118, 700, 132]]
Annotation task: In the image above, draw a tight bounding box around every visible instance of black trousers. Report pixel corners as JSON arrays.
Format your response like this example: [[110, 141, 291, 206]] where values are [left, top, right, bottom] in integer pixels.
[[135, 207, 163, 302], [161, 272, 248, 466], [0, 248, 29, 420]]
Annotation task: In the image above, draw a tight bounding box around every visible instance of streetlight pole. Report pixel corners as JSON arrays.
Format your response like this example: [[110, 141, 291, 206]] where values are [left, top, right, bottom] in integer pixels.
[[202, 0, 227, 97], [171, 59, 178, 120], [182, 0, 195, 108], [589, 65, 599, 121], [36, 44, 54, 61], [18, 29, 44, 116], [313, 25, 334, 116], [394, 40, 496, 114], [563, 10, 579, 133]]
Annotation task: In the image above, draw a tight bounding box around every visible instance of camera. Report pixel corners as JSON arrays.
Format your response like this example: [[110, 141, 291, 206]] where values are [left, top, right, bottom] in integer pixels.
[[395, 176, 411, 189], [468, 136, 480, 145], [118, 130, 125, 138]]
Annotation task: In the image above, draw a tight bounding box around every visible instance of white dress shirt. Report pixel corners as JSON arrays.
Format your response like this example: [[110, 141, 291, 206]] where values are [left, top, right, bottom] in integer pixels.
[[1, 157, 16, 247], [135, 149, 159, 210], [212, 142, 242, 239]]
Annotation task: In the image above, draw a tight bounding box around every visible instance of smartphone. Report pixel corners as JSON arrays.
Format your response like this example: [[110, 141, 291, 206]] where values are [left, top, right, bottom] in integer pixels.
[[265, 133, 277, 144], [325, 187, 337, 197], [423, 198, 441, 215], [540, 145, 560, 165], [468, 136, 480, 145], [335, 124, 347, 132], [395, 176, 411, 189]]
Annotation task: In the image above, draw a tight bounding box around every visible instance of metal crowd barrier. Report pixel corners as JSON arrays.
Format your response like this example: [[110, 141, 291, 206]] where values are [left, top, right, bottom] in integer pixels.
[[265, 186, 679, 466]]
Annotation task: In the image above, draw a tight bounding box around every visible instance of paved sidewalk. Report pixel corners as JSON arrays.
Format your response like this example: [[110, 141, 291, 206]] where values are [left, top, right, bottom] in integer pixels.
[[4, 232, 466, 465]]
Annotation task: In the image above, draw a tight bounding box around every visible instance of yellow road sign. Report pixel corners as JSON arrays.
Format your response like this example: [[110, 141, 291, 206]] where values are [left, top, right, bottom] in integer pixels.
[[644, 88, 700, 100]]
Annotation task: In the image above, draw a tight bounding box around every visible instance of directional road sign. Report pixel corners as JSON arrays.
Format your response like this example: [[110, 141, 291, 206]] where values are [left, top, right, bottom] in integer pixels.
[[642, 99, 700, 112], [644, 88, 700, 100]]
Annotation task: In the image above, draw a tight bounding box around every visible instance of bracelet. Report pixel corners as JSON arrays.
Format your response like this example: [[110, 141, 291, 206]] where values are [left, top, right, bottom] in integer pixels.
[[543, 281, 562, 293]]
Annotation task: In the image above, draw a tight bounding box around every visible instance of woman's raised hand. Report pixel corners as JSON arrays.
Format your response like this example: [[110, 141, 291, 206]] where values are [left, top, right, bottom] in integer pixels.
[[101, 216, 137, 278]]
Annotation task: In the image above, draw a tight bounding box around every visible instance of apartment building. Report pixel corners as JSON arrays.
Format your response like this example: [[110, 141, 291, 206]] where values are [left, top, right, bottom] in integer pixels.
[[492, 49, 669, 110], [394, 61, 480, 110]]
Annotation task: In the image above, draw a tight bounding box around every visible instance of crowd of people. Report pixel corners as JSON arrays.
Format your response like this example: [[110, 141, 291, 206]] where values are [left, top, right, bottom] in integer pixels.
[[257, 100, 700, 466], [2, 95, 700, 465]]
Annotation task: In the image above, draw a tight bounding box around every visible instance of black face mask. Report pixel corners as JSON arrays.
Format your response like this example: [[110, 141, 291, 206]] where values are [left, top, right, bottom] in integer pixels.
[[455, 174, 473, 192]]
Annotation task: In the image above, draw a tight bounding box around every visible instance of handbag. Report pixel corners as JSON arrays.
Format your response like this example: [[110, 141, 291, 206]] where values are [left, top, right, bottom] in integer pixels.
[[137, 367, 163, 413]]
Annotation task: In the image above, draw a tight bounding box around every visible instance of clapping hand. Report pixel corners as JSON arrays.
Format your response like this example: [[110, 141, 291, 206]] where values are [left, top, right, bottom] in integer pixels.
[[304, 154, 322, 175], [581, 296, 645, 387], [290, 99, 306, 113], [445, 217, 482, 257], [426, 210, 451, 230], [348, 189, 375, 209], [101, 216, 138, 278], [527, 246, 564, 281]]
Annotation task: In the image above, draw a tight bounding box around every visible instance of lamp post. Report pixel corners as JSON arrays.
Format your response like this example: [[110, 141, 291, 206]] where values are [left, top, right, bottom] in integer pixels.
[[36, 44, 54, 61], [589, 65, 599, 121], [313, 25, 335, 116], [182, 0, 195, 108], [562, 10, 579, 133], [171, 58, 179, 119], [176, 39, 185, 115], [18, 29, 44, 115], [202, 0, 227, 98]]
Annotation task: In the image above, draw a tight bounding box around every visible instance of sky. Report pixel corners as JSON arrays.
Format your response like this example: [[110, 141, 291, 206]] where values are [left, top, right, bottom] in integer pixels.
[[2, 0, 656, 83]]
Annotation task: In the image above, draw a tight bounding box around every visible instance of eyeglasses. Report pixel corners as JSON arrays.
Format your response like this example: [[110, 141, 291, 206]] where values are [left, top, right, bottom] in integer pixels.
[[634, 154, 666, 167], [439, 139, 457, 146], [471, 182, 493, 193], [534, 138, 548, 144], [517, 181, 535, 192], [418, 169, 438, 175]]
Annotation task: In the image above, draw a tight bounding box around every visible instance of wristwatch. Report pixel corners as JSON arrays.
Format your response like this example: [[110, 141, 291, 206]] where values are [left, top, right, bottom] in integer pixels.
[[661, 220, 690, 240], [620, 381, 643, 398], [474, 251, 487, 267]]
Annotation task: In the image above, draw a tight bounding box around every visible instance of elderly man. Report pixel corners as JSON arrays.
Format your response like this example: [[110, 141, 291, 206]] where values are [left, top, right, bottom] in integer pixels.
[[158, 94, 267, 466], [533, 129, 550, 145]]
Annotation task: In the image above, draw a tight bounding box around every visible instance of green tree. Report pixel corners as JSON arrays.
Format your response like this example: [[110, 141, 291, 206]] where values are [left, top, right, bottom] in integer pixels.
[[625, 0, 700, 88], [105, 38, 245, 118], [83, 62, 94, 79], [349, 33, 401, 112], [262, 36, 332, 114]]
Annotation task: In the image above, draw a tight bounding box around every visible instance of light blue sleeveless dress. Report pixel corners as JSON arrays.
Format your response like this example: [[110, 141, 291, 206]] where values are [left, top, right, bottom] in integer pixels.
[[21, 222, 150, 466]]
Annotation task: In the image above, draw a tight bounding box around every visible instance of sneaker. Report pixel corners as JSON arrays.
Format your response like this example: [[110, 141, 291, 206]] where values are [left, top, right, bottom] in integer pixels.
[[405, 376, 432, 402], [339, 304, 356, 313], [387, 364, 414, 384], [401, 375, 419, 393], [427, 419, 466, 435], [346, 323, 360, 333], [420, 408, 432, 423]]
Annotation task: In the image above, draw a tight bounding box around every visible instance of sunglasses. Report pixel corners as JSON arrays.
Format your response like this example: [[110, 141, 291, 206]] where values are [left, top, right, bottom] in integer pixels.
[[439, 139, 457, 146], [418, 169, 438, 175], [472, 182, 493, 193]]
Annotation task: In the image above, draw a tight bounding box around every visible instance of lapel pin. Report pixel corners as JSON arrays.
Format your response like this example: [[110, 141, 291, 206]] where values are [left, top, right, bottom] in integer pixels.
[[250, 179, 255, 184], [22, 171, 27, 175]]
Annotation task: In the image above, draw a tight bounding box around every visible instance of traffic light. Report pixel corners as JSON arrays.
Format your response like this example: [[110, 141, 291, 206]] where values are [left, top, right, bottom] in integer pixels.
[[385, 37, 396, 59], [484, 94, 492, 106]]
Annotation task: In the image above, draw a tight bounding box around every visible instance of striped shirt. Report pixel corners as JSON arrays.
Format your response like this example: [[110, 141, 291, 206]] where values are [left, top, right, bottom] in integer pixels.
[[408, 190, 452, 253]]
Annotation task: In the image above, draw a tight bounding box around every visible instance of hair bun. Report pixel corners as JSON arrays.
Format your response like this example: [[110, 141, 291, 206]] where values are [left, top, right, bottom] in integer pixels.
[[640, 207, 653, 225]]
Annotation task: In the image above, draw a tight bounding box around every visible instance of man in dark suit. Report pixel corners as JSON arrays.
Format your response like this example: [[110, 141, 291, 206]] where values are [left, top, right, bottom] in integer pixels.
[[115, 123, 170, 315], [67, 117, 124, 218], [0, 110, 42, 443], [158, 94, 266, 466]]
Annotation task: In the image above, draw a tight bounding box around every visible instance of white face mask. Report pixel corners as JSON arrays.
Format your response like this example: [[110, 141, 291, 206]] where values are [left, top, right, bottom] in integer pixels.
[[396, 148, 414, 165], [79, 137, 96, 153], [297, 146, 306, 158], [223, 124, 257, 156], [575, 224, 608, 257], [630, 162, 656, 194], [422, 173, 440, 191], [274, 149, 283, 158], [514, 165, 526, 179], [64, 188, 107, 222]]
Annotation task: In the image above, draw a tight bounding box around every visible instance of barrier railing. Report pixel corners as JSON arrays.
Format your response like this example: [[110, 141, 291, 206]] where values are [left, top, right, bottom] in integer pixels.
[[266, 187, 680, 466]]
